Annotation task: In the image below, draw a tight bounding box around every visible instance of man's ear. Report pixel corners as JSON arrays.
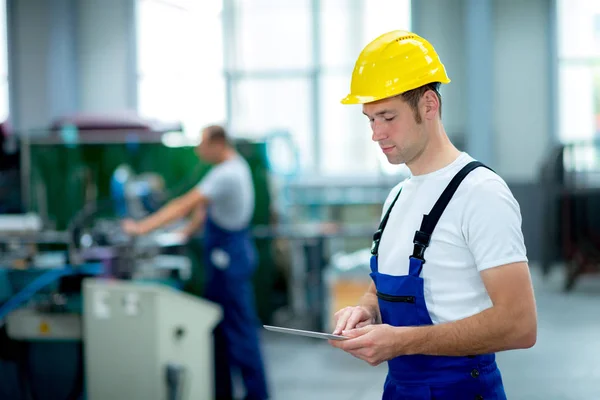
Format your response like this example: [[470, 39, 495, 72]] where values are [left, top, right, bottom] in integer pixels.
[[421, 90, 440, 120]]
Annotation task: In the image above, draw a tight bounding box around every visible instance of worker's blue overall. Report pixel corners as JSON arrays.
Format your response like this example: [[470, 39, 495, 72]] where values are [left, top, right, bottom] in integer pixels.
[[202, 213, 269, 400], [370, 161, 507, 400]]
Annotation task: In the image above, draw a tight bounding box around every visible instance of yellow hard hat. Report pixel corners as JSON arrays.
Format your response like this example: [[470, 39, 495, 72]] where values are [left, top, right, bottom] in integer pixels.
[[341, 30, 451, 105]]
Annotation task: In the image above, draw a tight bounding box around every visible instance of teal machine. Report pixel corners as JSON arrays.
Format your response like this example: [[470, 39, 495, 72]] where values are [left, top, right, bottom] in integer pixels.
[[0, 215, 104, 400], [0, 214, 221, 400]]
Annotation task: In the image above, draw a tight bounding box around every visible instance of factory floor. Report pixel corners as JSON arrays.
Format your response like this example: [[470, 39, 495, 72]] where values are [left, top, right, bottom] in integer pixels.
[[255, 264, 600, 400]]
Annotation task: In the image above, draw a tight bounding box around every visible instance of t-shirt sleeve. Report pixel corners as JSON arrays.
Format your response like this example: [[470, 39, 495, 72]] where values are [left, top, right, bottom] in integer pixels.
[[196, 165, 233, 202], [462, 178, 529, 272]]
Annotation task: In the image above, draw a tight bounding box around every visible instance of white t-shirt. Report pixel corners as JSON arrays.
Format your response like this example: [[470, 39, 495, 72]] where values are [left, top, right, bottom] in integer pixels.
[[377, 152, 528, 324], [196, 155, 255, 231]]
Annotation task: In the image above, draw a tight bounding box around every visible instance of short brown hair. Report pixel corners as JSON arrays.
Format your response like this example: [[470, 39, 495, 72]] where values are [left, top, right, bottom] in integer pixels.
[[400, 82, 442, 123], [204, 125, 230, 145]]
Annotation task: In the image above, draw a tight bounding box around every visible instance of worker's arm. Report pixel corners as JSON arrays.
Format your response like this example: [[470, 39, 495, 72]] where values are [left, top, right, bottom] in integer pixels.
[[402, 179, 535, 355], [331, 261, 536, 364], [399, 261, 537, 355], [130, 188, 209, 235], [178, 206, 207, 238], [332, 282, 380, 334]]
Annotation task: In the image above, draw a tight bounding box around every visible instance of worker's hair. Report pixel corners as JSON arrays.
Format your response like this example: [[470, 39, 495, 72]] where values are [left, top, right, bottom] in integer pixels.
[[401, 82, 442, 123], [204, 125, 230, 145]]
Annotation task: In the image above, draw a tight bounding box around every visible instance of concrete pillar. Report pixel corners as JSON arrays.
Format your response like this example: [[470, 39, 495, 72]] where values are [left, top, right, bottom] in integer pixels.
[[77, 0, 137, 114], [7, 0, 78, 133], [465, 0, 494, 165], [411, 0, 466, 147]]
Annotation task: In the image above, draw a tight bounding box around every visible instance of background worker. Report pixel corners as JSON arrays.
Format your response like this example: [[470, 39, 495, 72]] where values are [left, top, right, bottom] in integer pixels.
[[122, 124, 270, 400], [329, 30, 537, 399]]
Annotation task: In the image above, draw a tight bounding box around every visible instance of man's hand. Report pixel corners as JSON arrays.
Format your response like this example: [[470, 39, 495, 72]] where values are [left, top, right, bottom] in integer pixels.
[[332, 305, 377, 335], [329, 324, 409, 366], [121, 219, 145, 236], [172, 229, 191, 242]]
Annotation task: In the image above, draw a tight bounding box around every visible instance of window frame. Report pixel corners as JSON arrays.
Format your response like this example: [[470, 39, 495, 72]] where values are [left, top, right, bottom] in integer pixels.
[[222, 0, 411, 176]]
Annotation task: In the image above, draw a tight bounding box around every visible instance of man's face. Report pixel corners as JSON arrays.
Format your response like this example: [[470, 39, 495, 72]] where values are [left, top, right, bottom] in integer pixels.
[[363, 95, 427, 165], [195, 130, 219, 163]]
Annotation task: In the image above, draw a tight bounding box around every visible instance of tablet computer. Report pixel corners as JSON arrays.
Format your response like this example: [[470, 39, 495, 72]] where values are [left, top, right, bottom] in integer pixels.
[[263, 325, 348, 341]]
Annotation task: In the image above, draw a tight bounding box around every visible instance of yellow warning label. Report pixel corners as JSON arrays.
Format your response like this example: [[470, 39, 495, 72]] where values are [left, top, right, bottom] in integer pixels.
[[39, 321, 50, 335]]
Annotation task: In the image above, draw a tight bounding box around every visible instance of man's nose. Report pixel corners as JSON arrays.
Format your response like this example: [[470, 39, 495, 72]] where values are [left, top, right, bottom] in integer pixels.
[[371, 123, 388, 142]]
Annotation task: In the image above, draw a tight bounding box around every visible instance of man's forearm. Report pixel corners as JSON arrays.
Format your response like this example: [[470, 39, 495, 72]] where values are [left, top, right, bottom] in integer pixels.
[[402, 304, 536, 356], [139, 199, 187, 234]]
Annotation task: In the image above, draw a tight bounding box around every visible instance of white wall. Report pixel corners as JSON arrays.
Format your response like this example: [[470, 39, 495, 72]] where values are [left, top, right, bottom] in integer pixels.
[[414, 0, 552, 183], [493, 0, 550, 182], [8, 0, 137, 132], [8, 0, 54, 131], [413, 0, 466, 140]]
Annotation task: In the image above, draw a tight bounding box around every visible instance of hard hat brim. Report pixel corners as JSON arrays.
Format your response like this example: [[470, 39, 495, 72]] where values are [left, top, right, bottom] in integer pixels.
[[340, 77, 450, 105], [340, 94, 384, 105]]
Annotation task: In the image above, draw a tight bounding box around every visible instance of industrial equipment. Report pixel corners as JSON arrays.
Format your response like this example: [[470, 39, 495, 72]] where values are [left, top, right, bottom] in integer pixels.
[[0, 213, 99, 400], [83, 278, 221, 400], [0, 116, 233, 400], [540, 139, 600, 291], [0, 208, 215, 399]]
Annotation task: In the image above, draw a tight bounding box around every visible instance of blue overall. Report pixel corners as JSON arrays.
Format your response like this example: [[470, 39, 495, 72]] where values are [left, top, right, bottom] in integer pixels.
[[369, 161, 507, 400], [202, 213, 269, 400]]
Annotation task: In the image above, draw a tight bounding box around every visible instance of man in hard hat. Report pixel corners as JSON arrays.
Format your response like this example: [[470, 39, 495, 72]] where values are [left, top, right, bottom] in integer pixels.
[[122, 125, 269, 400], [328, 31, 537, 399]]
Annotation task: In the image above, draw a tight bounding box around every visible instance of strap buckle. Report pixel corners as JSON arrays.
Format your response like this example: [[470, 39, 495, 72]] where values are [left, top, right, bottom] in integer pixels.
[[412, 230, 431, 261], [371, 229, 382, 255]]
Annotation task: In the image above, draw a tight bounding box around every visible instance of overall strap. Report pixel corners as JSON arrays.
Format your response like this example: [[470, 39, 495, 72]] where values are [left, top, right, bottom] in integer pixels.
[[371, 187, 402, 256], [411, 161, 493, 265]]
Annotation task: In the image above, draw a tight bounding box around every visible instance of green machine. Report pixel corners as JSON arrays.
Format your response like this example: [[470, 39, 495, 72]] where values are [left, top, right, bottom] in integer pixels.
[[24, 131, 278, 323]]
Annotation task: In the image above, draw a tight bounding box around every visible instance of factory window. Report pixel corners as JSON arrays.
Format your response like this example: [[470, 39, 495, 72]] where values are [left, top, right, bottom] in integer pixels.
[[0, 0, 8, 123], [557, 0, 600, 143], [225, 0, 411, 175], [136, 0, 226, 139]]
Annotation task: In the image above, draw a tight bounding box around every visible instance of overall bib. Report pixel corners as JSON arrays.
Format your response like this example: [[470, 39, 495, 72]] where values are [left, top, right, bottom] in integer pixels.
[[202, 213, 269, 400], [369, 161, 507, 400]]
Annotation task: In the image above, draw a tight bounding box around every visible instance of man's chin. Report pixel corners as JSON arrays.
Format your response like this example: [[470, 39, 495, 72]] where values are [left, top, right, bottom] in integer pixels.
[[385, 156, 404, 165]]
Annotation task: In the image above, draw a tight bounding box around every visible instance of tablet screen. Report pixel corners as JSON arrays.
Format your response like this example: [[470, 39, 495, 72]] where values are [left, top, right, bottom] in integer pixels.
[[263, 325, 348, 340]]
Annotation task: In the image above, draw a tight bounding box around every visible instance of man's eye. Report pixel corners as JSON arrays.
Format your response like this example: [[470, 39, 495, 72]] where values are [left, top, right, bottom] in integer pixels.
[[384, 116, 395, 122]]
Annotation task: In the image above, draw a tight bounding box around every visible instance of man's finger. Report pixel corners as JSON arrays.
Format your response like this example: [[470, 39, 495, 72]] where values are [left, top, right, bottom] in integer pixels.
[[343, 308, 366, 332], [342, 325, 371, 338], [355, 320, 372, 329], [333, 308, 351, 335]]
